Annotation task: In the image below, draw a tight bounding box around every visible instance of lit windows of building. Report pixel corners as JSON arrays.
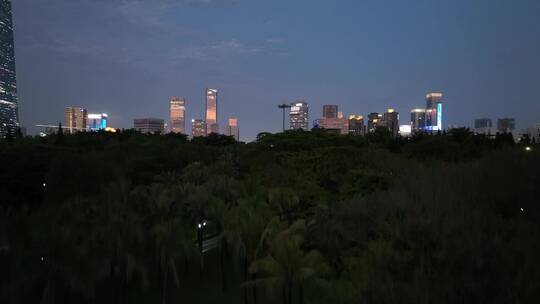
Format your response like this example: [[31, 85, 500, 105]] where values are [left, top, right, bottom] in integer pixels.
[[367, 112, 382, 133], [289, 101, 309, 130], [348, 115, 365, 135], [191, 119, 206, 137], [65, 106, 88, 134], [205, 88, 218, 135], [0, 0, 18, 138], [170, 97, 186, 134]]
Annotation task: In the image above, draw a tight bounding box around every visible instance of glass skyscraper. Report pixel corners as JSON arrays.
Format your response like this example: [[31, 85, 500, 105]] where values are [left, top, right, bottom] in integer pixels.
[[205, 88, 218, 135], [0, 0, 18, 138], [170, 97, 186, 134]]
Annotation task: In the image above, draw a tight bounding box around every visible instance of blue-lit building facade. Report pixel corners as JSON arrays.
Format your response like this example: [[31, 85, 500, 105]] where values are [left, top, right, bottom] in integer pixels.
[[0, 0, 18, 138], [87, 113, 108, 131], [425, 93, 443, 131]]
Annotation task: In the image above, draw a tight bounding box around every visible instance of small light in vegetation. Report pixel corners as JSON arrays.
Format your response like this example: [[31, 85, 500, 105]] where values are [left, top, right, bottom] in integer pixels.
[[40, 256, 44, 262], [525, 146, 532, 151], [42, 183, 46, 187], [520, 208, 524, 212], [198, 223, 202, 229]]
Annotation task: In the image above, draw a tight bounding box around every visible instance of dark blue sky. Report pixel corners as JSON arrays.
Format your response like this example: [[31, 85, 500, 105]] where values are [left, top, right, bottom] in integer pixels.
[[13, 0, 540, 140]]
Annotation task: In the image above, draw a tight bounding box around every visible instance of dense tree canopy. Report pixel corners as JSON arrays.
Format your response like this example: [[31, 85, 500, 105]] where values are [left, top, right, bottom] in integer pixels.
[[0, 129, 538, 303]]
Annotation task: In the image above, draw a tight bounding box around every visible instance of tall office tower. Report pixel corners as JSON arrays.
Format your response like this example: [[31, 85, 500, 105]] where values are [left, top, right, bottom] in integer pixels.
[[367, 112, 382, 133], [134, 118, 164, 134], [205, 88, 218, 135], [191, 119, 206, 137], [87, 113, 108, 131], [497, 118, 515, 133], [65, 107, 88, 134], [323, 105, 338, 119], [225, 117, 239, 141], [382, 108, 399, 137], [0, 0, 18, 138], [410, 109, 426, 132], [348, 115, 365, 135], [425, 92, 443, 131], [474, 118, 492, 129], [289, 102, 309, 130], [170, 97, 186, 134]]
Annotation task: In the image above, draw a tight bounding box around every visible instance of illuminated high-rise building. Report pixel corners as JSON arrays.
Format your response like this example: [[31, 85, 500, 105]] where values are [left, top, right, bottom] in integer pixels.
[[410, 109, 426, 132], [225, 117, 239, 141], [134, 118, 164, 134], [367, 112, 382, 133], [0, 0, 18, 138], [289, 102, 309, 130], [497, 118, 515, 133], [205, 88, 218, 135], [382, 108, 399, 137], [65, 107, 88, 134], [170, 97, 186, 134], [323, 105, 338, 119], [425, 92, 443, 131], [87, 113, 108, 131], [348, 115, 365, 135], [191, 119, 206, 137]]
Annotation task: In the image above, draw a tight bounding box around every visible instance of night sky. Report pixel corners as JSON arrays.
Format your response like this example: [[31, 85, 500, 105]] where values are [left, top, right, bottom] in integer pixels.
[[13, 0, 540, 140]]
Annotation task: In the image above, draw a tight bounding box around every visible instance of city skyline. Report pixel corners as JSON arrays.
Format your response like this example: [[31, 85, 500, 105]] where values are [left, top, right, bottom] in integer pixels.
[[8, 0, 540, 140]]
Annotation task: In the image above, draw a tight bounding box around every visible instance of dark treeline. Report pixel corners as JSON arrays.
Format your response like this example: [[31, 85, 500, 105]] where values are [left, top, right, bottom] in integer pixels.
[[0, 128, 538, 303]]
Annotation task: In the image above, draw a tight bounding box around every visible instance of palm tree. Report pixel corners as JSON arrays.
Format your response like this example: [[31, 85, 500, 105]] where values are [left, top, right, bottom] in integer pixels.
[[248, 220, 329, 304]]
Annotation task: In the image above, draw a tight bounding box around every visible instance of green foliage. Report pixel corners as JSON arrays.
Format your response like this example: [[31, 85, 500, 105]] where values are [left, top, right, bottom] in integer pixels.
[[1, 129, 539, 303]]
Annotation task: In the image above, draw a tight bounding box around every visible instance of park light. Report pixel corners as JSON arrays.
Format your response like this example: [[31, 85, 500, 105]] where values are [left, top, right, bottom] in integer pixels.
[[42, 182, 46, 187], [525, 146, 532, 151], [198, 223, 202, 229]]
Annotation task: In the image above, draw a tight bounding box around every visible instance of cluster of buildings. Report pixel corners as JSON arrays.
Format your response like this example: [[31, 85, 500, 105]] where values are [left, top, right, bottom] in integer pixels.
[[134, 88, 240, 141], [0, 0, 537, 144], [285, 92, 444, 137], [48, 88, 240, 141]]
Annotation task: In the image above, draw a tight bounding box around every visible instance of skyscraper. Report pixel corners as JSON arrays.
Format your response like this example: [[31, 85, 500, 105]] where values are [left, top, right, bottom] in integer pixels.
[[205, 88, 218, 135], [191, 119, 206, 137], [322, 105, 338, 119], [65, 107, 88, 134], [87, 113, 108, 131], [134, 118, 164, 134], [382, 108, 399, 137], [497, 118, 515, 133], [367, 112, 382, 133], [225, 117, 239, 141], [0, 0, 18, 138], [425, 92, 443, 131], [170, 97, 186, 134], [410, 109, 426, 132], [289, 102, 309, 130], [348, 115, 365, 135]]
